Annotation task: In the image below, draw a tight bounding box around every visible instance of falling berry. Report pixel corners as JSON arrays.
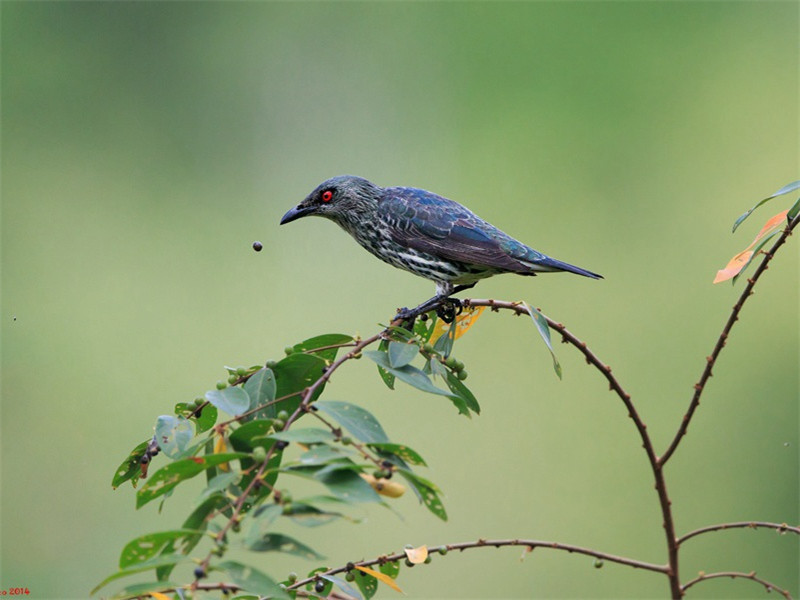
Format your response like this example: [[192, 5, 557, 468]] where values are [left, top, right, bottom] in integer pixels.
[[252, 241, 263, 252]]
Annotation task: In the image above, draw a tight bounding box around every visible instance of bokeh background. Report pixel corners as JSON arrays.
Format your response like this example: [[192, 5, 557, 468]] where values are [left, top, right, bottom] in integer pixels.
[[2, 2, 798, 599]]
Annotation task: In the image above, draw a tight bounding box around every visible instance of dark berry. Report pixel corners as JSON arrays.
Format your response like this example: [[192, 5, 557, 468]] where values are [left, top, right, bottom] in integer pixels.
[[252, 241, 263, 252], [193, 566, 206, 579], [314, 579, 326, 593]]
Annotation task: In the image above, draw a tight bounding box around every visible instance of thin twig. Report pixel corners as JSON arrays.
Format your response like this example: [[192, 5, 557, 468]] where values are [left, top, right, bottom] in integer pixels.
[[661, 213, 800, 466], [287, 538, 669, 591], [681, 570, 792, 599], [677, 521, 800, 546]]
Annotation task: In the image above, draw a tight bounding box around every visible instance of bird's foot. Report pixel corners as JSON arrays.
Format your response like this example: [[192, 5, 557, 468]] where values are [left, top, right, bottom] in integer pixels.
[[435, 298, 463, 324], [395, 294, 465, 326]]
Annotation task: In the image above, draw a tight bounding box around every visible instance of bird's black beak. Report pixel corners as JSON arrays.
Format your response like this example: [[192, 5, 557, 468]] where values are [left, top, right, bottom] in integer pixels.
[[280, 204, 315, 225]]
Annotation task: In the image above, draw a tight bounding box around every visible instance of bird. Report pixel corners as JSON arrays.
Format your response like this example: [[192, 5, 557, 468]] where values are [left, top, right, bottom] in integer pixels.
[[280, 175, 601, 319]]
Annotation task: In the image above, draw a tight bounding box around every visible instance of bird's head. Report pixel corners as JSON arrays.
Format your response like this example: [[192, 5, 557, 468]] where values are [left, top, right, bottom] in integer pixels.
[[280, 175, 382, 228]]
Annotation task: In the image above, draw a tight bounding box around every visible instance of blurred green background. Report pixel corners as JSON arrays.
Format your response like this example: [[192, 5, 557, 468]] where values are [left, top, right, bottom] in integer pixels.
[[2, 2, 797, 598]]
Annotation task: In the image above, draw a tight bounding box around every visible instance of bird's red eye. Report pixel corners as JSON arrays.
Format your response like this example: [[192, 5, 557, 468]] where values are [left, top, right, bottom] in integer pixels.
[[321, 190, 333, 203]]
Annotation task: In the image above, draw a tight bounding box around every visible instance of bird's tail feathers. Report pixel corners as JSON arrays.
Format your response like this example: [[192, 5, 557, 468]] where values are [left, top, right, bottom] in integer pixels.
[[529, 256, 603, 279]]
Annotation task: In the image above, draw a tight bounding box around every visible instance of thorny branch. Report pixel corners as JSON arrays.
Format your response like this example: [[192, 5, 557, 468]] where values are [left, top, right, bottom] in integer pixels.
[[661, 212, 800, 465], [681, 571, 793, 599]]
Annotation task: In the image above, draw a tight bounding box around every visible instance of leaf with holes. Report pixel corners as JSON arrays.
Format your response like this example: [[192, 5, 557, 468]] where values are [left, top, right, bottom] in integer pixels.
[[397, 468, 447, 521], [154, 415, 193, 459], [368, 442, 427, 466], [112, 439, 150, 489], [358, 565, 403, 593], [136, 453, 247, 509]]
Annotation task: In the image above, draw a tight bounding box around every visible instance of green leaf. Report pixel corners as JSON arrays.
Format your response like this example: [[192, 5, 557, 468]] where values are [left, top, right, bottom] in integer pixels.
[[376, 339, 396, 389], [732, 180, 800, 232], [321, 574, 363, 600], [444, 371, 481, 414], [242, 367, 276, 421], [296, 444, 353, 466], [197, 471, 241, 504], [432, 319, 456, 358], [522, 301, 563, 380], [282, 501, 351, 527], [377, 365, 396, 390], [229, 419, 277, 450], [315, 400, 389, 443], [293, 333, 354, 361], [205, 386, 250, 416], [316, 468, 381, 503], [194, 403, 218, 433], [136, 453, 247, 509], [354, 568, 379, 599], [413, 313, 437, 342], [91, 554, 186, 595], [120, 529, 203, 568], [271, 353, 328, 417], [388, 341, 418, 368], [787, 196, 800, 221], [367, 442, 427, 466], [398, 468, 447, 521], [246, 533, 325, 560], [269, 428, 336, 444], [218, 561, 289, 599], [112, 439, 149, 489], [154, 415, 194, 459], [379, 560, 400, 579], [364, 351, 460, 400]]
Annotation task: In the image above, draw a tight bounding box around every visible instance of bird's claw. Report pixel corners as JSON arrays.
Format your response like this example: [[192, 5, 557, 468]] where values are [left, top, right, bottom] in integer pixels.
[[436, 298, 463, 324]]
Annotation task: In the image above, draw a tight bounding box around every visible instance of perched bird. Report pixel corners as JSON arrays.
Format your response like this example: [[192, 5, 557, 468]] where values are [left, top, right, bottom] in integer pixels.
[[280, 175, 601, 316]]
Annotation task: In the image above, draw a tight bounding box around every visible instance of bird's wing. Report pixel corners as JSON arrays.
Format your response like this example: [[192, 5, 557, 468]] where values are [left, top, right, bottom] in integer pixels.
[[378, 187, 542, 273]]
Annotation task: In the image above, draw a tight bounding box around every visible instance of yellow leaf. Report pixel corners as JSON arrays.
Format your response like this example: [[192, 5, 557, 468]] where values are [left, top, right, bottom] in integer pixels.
[[214, 435, 230, 472], [429, 306, 485, 345], [714, 209, 788, 284], [360, 473, 406, 498], [149, 593, 172, 600], [404, 544, 428, 564], [354, 565, 404, 593]]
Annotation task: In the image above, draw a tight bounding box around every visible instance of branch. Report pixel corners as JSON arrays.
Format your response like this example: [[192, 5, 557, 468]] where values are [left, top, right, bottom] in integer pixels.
[[287, 537, 669, 591], [681, 570, 793, 599], [677, 521, 800, 546], [661, 213, 800, 466], [463, 299, 682, 597]]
